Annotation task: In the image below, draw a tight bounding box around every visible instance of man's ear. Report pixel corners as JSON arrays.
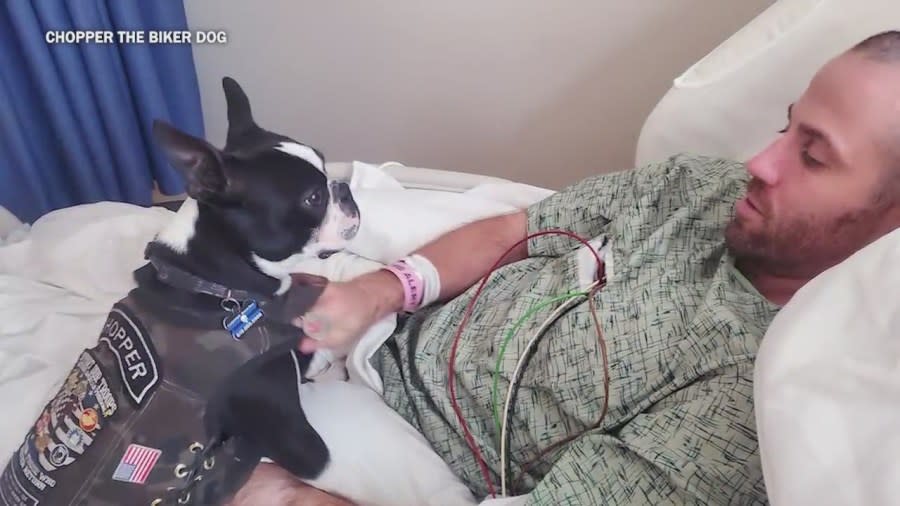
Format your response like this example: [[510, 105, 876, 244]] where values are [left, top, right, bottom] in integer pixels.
[[152, 119, 231, 203]]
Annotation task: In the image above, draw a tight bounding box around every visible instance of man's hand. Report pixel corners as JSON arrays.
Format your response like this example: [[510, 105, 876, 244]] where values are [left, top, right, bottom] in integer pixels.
[[295, 270, 403, 353], [226, 463, 354, 506], [293, 210, 528, 354]]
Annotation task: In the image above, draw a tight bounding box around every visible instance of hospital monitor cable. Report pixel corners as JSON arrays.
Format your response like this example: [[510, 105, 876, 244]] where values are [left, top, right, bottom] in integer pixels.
[[446, 230, 610, 499], [498, 282, 601, 496], [490, 289, 588, 433]]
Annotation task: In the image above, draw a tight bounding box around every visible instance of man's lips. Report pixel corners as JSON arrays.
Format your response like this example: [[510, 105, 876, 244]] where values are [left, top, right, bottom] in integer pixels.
[[736, 194, 764, 217], [746, 196, 761, 213]]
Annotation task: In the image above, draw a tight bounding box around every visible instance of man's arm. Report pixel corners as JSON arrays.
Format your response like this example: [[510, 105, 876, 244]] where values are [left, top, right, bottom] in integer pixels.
[[359, 210, 529, 318], [228, 463, 355, 506], [509, 364, 766, 505], [355, 156, 659, 319], [360, 154, 723, 318], [358, 156, 672, 319]]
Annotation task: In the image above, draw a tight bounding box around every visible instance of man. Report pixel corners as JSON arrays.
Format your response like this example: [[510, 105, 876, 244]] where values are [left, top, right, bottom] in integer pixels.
[[231, 32, 900, 505]]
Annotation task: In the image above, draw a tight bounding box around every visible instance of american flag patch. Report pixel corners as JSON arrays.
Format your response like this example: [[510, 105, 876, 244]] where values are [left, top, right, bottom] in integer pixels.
[[111, 444, 161, 484]]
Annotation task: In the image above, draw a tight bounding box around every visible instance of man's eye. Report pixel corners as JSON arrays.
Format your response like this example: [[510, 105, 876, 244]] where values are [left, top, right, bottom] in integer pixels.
[[801, 148, 822, 168]]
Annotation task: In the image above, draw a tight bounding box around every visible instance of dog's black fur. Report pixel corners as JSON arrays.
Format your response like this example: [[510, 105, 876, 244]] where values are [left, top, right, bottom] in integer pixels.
[[135, 77, 357, 502], [145, 80, 337, 298], [0, 77, 356, 506]]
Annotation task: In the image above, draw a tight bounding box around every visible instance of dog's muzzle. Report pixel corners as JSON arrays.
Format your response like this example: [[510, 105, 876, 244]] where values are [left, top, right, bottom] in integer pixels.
[[329, 181, 360, 240], [331, 181, 359, 217]]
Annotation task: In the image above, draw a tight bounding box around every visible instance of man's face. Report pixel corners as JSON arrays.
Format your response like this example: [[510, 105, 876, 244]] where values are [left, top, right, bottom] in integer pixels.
[[726, 52, 900, 277]]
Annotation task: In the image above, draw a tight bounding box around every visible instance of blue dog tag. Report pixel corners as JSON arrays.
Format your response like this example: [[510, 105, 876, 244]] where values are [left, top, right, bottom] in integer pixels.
[[224, 300, 263, 340]]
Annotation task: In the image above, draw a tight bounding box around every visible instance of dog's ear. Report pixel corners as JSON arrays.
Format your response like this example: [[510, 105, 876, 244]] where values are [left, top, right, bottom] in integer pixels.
[[152, 119, 232, 204], [222, 77, 262, 150]]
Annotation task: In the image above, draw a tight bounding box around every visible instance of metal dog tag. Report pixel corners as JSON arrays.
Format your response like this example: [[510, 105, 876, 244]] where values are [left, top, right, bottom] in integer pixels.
[[223, 300, 263, 340]]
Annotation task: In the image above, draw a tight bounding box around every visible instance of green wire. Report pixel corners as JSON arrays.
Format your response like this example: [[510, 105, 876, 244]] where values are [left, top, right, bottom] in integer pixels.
[[490, 290, 587, 436]]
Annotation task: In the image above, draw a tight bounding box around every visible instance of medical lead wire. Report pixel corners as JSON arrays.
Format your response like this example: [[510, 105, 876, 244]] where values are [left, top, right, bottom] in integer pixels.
[[500, 283, 598, 496], [447, 230, 607, 498]]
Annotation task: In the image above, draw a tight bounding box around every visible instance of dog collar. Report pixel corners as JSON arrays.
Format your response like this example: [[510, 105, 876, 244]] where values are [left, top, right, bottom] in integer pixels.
[[145, 252, 273, 340], [146, 254, 268, 303]]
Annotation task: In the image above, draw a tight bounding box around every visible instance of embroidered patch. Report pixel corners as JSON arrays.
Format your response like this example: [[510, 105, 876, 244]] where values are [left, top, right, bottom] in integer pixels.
[[0, 350, 118, 503], [0, 463, 39, 505], [111, 444, 161, 485], [99, 304, 160, 406]]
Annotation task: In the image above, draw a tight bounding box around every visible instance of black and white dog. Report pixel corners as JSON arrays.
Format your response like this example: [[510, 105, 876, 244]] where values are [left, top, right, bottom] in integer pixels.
[[0, 77, 357, 505]]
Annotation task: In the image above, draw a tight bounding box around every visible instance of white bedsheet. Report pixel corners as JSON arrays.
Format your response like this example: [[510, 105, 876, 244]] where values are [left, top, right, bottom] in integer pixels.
[[0, 202, 176, 467], [0, 161, 552, 504]]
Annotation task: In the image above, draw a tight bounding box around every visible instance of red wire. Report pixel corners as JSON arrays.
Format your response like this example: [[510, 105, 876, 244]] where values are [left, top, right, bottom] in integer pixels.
[[446, 229, 605, 498]]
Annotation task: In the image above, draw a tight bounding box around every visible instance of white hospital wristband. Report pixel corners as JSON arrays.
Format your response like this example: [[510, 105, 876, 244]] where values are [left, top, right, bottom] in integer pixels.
[[403, 254, 441, 309]]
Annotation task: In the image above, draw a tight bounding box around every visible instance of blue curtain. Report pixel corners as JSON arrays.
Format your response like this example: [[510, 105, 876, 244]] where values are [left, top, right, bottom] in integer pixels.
[[0, 1, 204, 223]]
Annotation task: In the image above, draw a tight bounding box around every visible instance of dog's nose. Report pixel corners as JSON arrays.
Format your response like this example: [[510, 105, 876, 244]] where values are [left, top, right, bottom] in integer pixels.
[[332, 182, 353, 204], [330, 180, 360, 219]]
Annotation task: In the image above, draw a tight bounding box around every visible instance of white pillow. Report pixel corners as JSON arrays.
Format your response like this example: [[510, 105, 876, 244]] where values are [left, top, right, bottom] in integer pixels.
[[754, 227, 900, 506], [635, 0, 900, 166], [672, 0, 826, 90]]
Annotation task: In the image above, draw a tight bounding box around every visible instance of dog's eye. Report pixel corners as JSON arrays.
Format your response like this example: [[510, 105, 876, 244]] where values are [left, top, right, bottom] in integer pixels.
[[303, 189, 325, 208]]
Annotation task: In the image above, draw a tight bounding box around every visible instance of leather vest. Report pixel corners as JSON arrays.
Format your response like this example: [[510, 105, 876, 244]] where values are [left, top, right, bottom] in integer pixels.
[[0, 280, 323, 506]]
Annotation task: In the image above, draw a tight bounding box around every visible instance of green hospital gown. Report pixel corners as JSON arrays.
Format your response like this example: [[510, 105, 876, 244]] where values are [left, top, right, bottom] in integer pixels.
[[372, 153, 781, 505]]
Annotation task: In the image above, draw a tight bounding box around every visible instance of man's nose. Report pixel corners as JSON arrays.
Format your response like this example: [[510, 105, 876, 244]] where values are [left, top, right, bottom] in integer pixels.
[[746, 137, 788, 186]]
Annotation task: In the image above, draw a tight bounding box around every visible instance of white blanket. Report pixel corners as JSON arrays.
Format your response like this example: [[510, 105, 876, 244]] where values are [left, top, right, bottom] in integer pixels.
[[0, 161, 552, 505]]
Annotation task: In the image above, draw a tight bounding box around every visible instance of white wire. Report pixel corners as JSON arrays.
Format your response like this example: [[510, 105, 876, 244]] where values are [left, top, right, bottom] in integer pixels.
[[499, 280, 598, 496]]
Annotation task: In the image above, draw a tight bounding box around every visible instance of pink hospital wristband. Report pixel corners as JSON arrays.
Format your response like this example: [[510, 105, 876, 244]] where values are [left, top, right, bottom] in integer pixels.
[[384, 259, 424, 313]]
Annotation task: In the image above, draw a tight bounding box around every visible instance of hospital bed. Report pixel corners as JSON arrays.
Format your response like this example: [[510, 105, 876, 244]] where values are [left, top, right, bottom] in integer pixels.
[[1, 0, 899, 504]]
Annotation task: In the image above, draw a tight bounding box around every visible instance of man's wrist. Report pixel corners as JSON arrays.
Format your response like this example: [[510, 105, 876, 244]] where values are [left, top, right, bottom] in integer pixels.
[[359, 269, 406, 316]]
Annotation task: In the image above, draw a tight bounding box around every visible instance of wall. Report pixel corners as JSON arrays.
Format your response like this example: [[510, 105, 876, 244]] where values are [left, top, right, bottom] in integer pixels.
[[184, 1, 773, 190]]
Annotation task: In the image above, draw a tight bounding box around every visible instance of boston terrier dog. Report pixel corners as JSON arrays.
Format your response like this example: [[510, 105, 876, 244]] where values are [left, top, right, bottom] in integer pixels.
[[0, 77, 359, 505]]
